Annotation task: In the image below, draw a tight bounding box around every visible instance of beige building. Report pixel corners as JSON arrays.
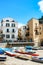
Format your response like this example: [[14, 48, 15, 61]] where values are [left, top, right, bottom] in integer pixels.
[[18, 26, 26, 40], [17, 16, 43, 47], [25, 16, 43, 47], [18, 19, 41, 47], [38, 16, 43, 46], [26, 18, 39, 47]]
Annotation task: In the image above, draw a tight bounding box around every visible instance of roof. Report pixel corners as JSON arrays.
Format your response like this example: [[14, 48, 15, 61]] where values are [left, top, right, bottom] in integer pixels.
[[27, 18, 39, 24], [1, 17, 17, 23]]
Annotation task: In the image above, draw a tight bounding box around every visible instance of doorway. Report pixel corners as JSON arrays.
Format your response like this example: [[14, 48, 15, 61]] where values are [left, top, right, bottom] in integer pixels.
[[40, 41, 43, 46]]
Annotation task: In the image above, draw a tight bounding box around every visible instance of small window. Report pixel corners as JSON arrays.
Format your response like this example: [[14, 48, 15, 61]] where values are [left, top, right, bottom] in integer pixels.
[[11, 24, 15, 27], [40, 32, 41, 34], [3, 34, 5, 37], [6, 29, 9, 32], [6, 35, 10, 38], [1, 20, 3, 22], [35, 30, 39, 35], [6, 23, 10, 27], [23, 26, 26, 29], [35, 23, 37, 27], [40, 27, 41, 29], [12, 29, 15, 32], [6, 20, 9, 22], [12, 20, 15, 22], [25, 32, 30, 36], [1, 24, 3, 26], [12, 35, 15, 38], [35, 23, 37, 26]]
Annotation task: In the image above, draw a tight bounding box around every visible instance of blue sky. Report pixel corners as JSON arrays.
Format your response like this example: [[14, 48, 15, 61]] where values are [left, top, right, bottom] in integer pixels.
[[0, 0, 43, 27]]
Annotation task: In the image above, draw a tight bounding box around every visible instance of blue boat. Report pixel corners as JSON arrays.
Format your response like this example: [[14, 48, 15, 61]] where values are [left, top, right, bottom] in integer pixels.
[[2, 48, 17, 56], [2, 48, 12, 52], [0, 48, 4, 54], [25, 46, 33, 50]]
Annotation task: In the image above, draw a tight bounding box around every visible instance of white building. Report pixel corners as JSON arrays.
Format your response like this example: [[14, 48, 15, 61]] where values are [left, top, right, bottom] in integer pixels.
[[1, 17, 18, 42]]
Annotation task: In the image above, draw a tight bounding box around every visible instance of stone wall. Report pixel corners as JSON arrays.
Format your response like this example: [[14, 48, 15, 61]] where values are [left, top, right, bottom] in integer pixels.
[[0, 43, 7, 48]]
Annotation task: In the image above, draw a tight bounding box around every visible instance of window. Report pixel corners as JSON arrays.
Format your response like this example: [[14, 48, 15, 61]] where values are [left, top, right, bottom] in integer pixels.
[[12, 29, 15, 32], [12, 35, 15, 38], [6, 35, 10, 38], [3, 34, 5, 37], [1, 24, 3, 26], [35, 30, 39, 35], [1, 20, 3, 22], [40, 27, 41, 29], [6, 23, 10, 27], [23, 26, 26, 29], [11, 24, 15, 27], [6, 29, 9, 32], [6, 20, 9, 22], [25, 32, 30, 36], [35, 23, 37, 26], [12, 20, 15, 22], [40, 32, 41, 34]]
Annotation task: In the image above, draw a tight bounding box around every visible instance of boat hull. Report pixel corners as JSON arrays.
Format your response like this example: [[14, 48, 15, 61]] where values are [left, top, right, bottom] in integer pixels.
[[0, 55, 6, 61], [15, 51, 39, 56], [5, 51, 16, 56], [32, 57, 43, 63]]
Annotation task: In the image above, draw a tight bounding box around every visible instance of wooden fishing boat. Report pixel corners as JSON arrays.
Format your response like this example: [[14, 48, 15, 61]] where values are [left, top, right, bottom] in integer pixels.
[[5, 51, 16, 56], [15, 50, 39, 57], [2, 48, 20, 57], [0, 48, 4, 54], [25, 46, 33, 50], [15, 54, 32, 60], [32, 54, 39, 56], [32, 57, 43, 63], [0, 55, 6, 61], [15, 50, 36, 54]]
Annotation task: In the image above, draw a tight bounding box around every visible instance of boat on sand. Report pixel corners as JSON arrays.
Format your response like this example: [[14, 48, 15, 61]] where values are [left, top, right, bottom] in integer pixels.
[[32, 57, 43, 63], [5, 51, 16, 56], [0, 55, 6, 61]]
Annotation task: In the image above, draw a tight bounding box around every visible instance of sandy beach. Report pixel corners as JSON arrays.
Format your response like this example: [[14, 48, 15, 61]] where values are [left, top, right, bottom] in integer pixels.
[[0, 50, 43, 65]]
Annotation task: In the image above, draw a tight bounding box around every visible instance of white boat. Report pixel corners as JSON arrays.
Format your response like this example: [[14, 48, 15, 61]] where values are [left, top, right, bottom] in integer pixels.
[[32, 57, 43, 63], [15, 54, 32, 60], [0, 55, 6, 61], [5, 51, 16, 56]]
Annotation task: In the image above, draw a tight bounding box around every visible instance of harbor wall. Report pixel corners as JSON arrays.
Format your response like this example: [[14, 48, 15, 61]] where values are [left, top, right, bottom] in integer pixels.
[[0, 43, 7, 48]]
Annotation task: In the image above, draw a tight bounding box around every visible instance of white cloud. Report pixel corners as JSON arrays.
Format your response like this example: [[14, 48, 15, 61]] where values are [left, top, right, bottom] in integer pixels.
[[18, 23, 25, 28], [38, 0, 43, 12]]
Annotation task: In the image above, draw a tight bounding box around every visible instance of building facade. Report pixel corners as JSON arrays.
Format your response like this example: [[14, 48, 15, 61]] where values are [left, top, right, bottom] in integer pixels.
[[1, 17, 18, 42], [25, 16, 43, 47], [26, 18, 39, 47], [38, 16, 43, 46], [18, 26, 26, 40]]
